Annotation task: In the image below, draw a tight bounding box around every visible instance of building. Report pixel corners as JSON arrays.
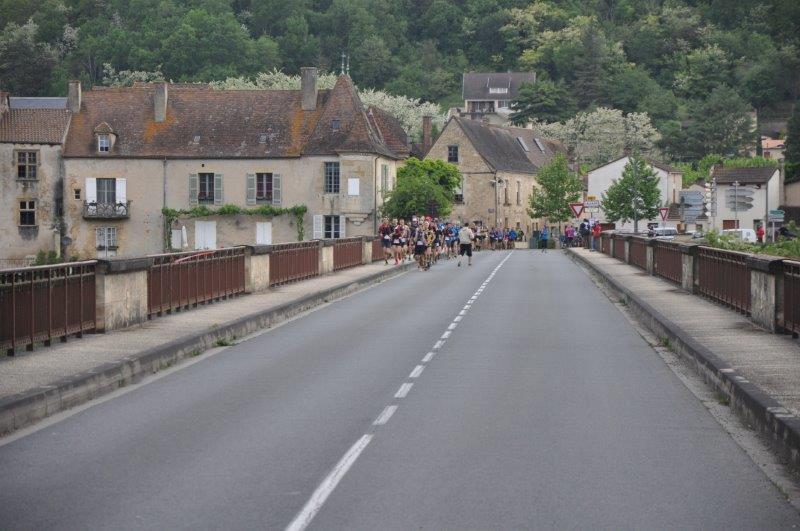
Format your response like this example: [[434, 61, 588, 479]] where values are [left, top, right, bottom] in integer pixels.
[[762, 137, 785, 162], [0, 93, 71, 266], [60, 68, 408, 259], [425, 116, 562, 233], [708, 166, 781, 231], [585, 156, 684, 231], [451, 72, 536, 126]]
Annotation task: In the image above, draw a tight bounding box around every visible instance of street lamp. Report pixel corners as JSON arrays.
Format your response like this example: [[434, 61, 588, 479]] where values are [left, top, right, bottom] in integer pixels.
[[490, 177, 505, 228]]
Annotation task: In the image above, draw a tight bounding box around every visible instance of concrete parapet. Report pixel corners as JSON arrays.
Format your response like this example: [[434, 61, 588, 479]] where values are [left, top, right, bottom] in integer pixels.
[[95, 258, 151, 332], [747, 255, 784, 332]]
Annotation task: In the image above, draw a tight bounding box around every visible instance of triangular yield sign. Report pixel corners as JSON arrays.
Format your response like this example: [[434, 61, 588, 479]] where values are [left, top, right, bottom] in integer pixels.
[[659, 207, 670, 221], [570, 203, 584, 218]]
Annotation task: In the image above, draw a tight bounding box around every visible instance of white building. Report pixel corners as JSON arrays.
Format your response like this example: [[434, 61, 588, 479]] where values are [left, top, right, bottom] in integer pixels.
[[708, 166, 781, 231], [451, 72, 536, 126]]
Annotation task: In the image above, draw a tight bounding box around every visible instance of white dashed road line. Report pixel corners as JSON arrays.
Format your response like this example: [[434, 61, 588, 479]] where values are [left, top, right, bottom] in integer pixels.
[[409, 365, 425, 378], [395, 383, 414, 398], [373, 405, 398, 426]]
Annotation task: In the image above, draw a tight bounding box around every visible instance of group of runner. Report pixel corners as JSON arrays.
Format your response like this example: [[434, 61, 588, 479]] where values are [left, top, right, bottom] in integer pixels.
[[377, 217, 476, 270]]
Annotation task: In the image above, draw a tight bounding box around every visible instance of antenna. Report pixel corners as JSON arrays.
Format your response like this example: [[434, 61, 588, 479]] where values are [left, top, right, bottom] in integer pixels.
[[341, 52, 346, 75], [346, 54, 350, 75]]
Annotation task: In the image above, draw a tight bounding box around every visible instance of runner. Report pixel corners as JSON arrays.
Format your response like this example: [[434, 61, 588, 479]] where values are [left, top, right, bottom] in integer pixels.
[[413, 220, 428, 270], [458, 222, 474, 267], [448, 223, 459, 258], [539, 225, 549, 254], [391, 221, 404, 264], [378, 218, 393, 264]]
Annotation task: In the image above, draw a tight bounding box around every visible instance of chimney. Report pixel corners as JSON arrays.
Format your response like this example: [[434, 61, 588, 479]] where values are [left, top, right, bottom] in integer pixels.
[[154, 82, 168, 123], [67, 81, 81, 113], [422, 115, 432, 152], [0, 91, 9, 116], [301, 67, 318, 111]]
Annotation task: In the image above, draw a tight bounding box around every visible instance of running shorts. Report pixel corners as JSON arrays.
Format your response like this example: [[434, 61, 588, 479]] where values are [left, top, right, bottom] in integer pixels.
[[459, 244, 473, 257]]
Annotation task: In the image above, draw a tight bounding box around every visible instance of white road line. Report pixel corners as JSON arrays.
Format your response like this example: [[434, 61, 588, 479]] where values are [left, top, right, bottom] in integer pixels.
[[453, 315, 463, 322], [459, 309, 467, 316], [463, 305, 471, 310], [422, 352, 435, 363], [373, 405, 398, 425], [395, 382, 413, 398], [448, 322, 458, 330], [440, 331, 451, 339], [409, 365, 425, 378], [433, 340, 445, 350], [285, 434, 373, 531]]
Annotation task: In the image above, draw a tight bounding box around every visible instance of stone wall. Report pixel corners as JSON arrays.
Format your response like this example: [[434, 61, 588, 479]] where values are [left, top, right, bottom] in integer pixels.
[[95, 258, 150, 332]]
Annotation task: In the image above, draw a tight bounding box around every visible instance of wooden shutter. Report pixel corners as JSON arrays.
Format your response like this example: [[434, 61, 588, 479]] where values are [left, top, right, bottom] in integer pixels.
[[272, 174, 281, 205], [85, 178, 97, 202], [256, 221, 272, 245], [313, 215, 323, 240], [115, 178, 127, 215], [189, 173, 198, 205], [214, 174, 223, 205], [95, 227, 103, 248], [339, 215, 346, 238], [246, 173, 256, 205]]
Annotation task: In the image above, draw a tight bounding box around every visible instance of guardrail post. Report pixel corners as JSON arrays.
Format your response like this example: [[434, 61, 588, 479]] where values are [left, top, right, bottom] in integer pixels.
[[746, 255, 784, 332], [244, 245, 271, 293], [623, 235, 632, 264], [679, 244, 698, 293], [95, 257, 151, 332], [321, 240, 334, 274], [645, 238, 656, 275], [362, 236, 371, 264]]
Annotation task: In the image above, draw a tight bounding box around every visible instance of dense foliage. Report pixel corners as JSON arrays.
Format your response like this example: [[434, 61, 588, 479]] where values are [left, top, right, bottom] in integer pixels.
[[601, 157, 661, 231], [704, 223, 800, 259], [527, 153, 582, 224], [381, 158, 460, 220], [1, 0, 798, 163]]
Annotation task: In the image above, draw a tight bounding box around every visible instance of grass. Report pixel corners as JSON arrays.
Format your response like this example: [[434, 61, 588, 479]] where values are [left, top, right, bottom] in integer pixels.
[[714, 392, 730, 406], [618, 298, 627, 306], [658, 336, 671, 349], [214, 338, 233, 347]]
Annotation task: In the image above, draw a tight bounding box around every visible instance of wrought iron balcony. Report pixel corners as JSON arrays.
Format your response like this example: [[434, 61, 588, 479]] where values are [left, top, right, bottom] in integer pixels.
[[83, 201, 131, 219]]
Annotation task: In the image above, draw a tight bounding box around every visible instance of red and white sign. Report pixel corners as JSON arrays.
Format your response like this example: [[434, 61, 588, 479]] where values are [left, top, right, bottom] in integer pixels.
[[659, 207, 670, 221], [569, 203, 585, 218]]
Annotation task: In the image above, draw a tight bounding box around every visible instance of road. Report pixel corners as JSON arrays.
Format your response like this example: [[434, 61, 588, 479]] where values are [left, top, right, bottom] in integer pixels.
[[0, 250, 798, 529]]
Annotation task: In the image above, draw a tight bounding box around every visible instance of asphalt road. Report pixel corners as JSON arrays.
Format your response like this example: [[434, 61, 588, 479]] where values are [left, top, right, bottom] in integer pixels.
[[0, 250, 798, 530]]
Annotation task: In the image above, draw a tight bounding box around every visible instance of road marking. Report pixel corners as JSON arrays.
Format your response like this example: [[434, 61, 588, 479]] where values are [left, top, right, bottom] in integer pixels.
[[409, 365, 425, 378], [373, 405, 398, 425], [422, 352, 435, 363], [441, 331, 451, 339], [453, 315, 463, 322], [463, 305, 471, 310], [433, 340, 445, 350], [285, 434, 373, 531], [458, 309, 467, 316], [395, 382, 413, 398]]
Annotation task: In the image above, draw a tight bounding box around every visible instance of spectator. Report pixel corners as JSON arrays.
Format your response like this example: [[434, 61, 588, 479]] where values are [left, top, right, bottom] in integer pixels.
[[591, 223, 602, 251]]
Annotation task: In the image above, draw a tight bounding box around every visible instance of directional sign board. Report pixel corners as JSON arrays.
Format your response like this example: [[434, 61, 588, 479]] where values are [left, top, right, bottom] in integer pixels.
[[569, 203, 585, 218], [584, 199, 601, 209], [679, 190, 704, 223], [769, 209, 785, 222]]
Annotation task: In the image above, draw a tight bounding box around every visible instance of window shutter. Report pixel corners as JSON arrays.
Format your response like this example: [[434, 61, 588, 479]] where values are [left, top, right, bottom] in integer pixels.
[[214, 174, 223, 205], [339, 215, 346, 238], [189, 173, 198, 205], [95, 227, 103, 248], [347, 177, 359, 196], [246, 173, 256, 206], [256, 221, 272, 245], [272, 174, 282, 205], [313, 215, 323, 240], [85, 178, 97, 202]]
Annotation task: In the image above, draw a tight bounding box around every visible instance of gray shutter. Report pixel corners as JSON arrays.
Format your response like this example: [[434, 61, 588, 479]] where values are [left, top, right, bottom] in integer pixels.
[[214, 174, 223, 205], [246, 173, 256, 206], [313, 215, 323, 239], [189, 174, 198, 205], [272, 173, 282, 206], [339, 215, 346, 238]]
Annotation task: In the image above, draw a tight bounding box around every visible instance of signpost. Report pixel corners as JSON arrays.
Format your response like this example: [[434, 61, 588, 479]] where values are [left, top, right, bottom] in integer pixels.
[[768, 209, 785, 242]]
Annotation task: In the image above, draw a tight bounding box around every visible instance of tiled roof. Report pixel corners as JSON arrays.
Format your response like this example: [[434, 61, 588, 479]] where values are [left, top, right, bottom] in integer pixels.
[[587, 156, 680, 174], [453, 117, 561, 174], [367, 106, 410, 156], [0, 108, 70, 144], [63, 76, 403, 159], [462, 72, 535, 101], [711, 166, 779, 184], [762, 138, 784, 149]]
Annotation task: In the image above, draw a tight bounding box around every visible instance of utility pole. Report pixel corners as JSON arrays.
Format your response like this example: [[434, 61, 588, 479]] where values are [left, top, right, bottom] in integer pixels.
[[631, 155, 640, 234], [733, 180, 740, 229]]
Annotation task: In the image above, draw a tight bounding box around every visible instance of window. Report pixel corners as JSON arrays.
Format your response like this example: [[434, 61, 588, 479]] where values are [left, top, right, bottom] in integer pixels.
[[331, 119, 340, 132], [324, 162, 340, 193], [516, 137, 530, 152], [16, 151, 38, 179], [454, 175, 464, 203], [258, 133, 268, 144], [96, 227, 117, 249], [448, 145, 459, 163], [256, 221, 272, 245], [381, 164, 389, 198], [498, 100, 510, 109], [489, 87, 508, 94], [74, 189, 81, 200], [516, 181, 521, 205], [504, 186, 510, 206], [324, 215, 341, 238], [533, 138, 546, 153], [195, 221, 217, 250], [98, 134, 110, 152], [96, 178, 116, 204], [19, 200, 36, 226], [256, 173, 273, 202], [198, 173, 215, 204], [347, 177, 360, 196], [192, 134, 201, 144]]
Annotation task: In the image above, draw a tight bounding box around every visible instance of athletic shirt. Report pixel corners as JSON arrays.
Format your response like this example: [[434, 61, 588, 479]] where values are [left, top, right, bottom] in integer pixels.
[[379, 224, 393, 239]]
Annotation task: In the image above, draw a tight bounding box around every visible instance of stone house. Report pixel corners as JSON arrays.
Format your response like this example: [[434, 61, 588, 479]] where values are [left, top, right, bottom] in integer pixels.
[[708, 166, 781, 231], [61, 68, 408, 259], [0, 93, 71, 266], [452, 72, 536, 126], [425, 116, 562, 233]]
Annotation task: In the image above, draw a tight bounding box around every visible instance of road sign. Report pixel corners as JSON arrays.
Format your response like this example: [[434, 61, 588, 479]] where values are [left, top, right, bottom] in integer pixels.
[[587, 195, 597, 200], [569, 203, 585, 218], [769, 209, 785, 222], [659, 207, 670, 221], [586, 207, 600, 214], [584, 199, 601, 209]]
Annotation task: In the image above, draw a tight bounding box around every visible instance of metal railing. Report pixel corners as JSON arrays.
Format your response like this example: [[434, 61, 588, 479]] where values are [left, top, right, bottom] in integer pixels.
[[372, 238, 384, 262], [147, 247, 246, 317], [601, 234, 611, 254], [0, 261, 96, 354], [83, 201, 131, 219], [629, 237, 648, 269], [613, 235, 626, 259], [269, 241, 320, 286], [653, 241, 683, 284], [333, 238, 363, 271], [697, 247, 751, 314], [784, 260, 800, 334]]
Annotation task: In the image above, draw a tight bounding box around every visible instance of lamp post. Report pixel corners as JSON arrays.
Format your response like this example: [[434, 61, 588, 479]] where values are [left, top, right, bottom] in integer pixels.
[[490, 177, 505, 228]]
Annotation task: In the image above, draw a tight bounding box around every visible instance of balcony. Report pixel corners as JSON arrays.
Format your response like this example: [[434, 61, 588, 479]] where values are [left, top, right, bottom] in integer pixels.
[[83, 201, 131, 219]]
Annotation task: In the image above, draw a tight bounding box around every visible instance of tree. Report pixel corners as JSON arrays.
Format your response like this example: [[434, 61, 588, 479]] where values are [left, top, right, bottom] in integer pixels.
[[0, 21, 57, 96], [381, 158, 460, 219], [601, 157, 661, 233], [527, 153, 583, 226], [510, 79, 575, 125], [686, 85, 753, 159], [785, 102, 800, 183]]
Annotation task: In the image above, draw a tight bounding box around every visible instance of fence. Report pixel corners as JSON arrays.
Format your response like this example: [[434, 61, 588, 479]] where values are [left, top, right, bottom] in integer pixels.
[[372, 238, 384, 262], [269, 241, 320, 286], [0, 262, 96, 354], [148, 247, 246, 317], [697, 247, 751, 314], [333, 238, 363, 271], [784, 260, 800, 334], [653, 241, 683, 284], [601, 235, 611, 255], [628, 238, 648, 270], [613, 235, 626, 259]]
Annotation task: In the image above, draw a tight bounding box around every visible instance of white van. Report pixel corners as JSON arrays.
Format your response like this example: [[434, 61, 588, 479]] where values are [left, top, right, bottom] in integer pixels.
[[721, 229, 757, 243], [648, 227, 678, 240]]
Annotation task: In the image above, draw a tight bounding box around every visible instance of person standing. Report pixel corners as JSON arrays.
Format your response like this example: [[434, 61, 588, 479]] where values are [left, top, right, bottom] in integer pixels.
[[565, 224, 575, 247], [591, 222, 602, 251], [756, 223, 765, 244], [539, 226, 549, 253], [458, 222, 474, 267]]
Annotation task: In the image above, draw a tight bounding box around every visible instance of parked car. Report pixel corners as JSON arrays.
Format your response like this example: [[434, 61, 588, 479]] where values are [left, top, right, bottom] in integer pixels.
[[721, 229, 757, 243], [647, 227, 678, 240]]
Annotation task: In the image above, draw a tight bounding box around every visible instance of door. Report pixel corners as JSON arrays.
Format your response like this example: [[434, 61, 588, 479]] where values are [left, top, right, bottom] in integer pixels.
[[195, 221, 217, 249], [256, 221, 272, 245]]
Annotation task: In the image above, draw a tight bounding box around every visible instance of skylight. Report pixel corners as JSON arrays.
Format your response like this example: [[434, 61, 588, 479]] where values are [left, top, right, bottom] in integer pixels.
[[516, 137, 530, 152], [534, 138, 546, 153]]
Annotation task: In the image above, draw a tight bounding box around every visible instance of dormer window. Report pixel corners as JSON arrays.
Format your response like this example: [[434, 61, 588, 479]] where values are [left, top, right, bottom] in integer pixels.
[[331, 119, 340, 132], [98, 134, 110, 152], [489, 87, 508, 94], [258, 133, 268, 144], [192, 134, 201, 144]]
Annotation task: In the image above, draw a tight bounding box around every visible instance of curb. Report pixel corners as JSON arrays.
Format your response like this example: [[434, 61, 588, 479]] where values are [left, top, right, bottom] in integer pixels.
[[567, 248, 800, 474], [0, 261, 415, 437]]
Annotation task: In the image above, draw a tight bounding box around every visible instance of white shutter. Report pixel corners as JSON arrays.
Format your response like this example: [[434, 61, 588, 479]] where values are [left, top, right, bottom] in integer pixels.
[[347, 177, 360, 196], [85, 178, 97, 214], [246, 173, 256, 205], [171, 229, 182, 250], [195, 221, 217, 249], [313, 215, 323, 240], [339, 215, 346, 238], [207, 221, 217, 249], [256, 221, 272, 245], [115, 178, 127, 215], [189, 173, 198, 205], [95, 227, 103, 248], [214, 174, 223, 205], [272, 174, 282, 205], [194, 222, 204, 250]]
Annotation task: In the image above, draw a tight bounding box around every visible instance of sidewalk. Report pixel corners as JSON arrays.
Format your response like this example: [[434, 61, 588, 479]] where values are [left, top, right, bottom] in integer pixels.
[[568, 247, 800, 470], [0, 260, 412, 433]]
